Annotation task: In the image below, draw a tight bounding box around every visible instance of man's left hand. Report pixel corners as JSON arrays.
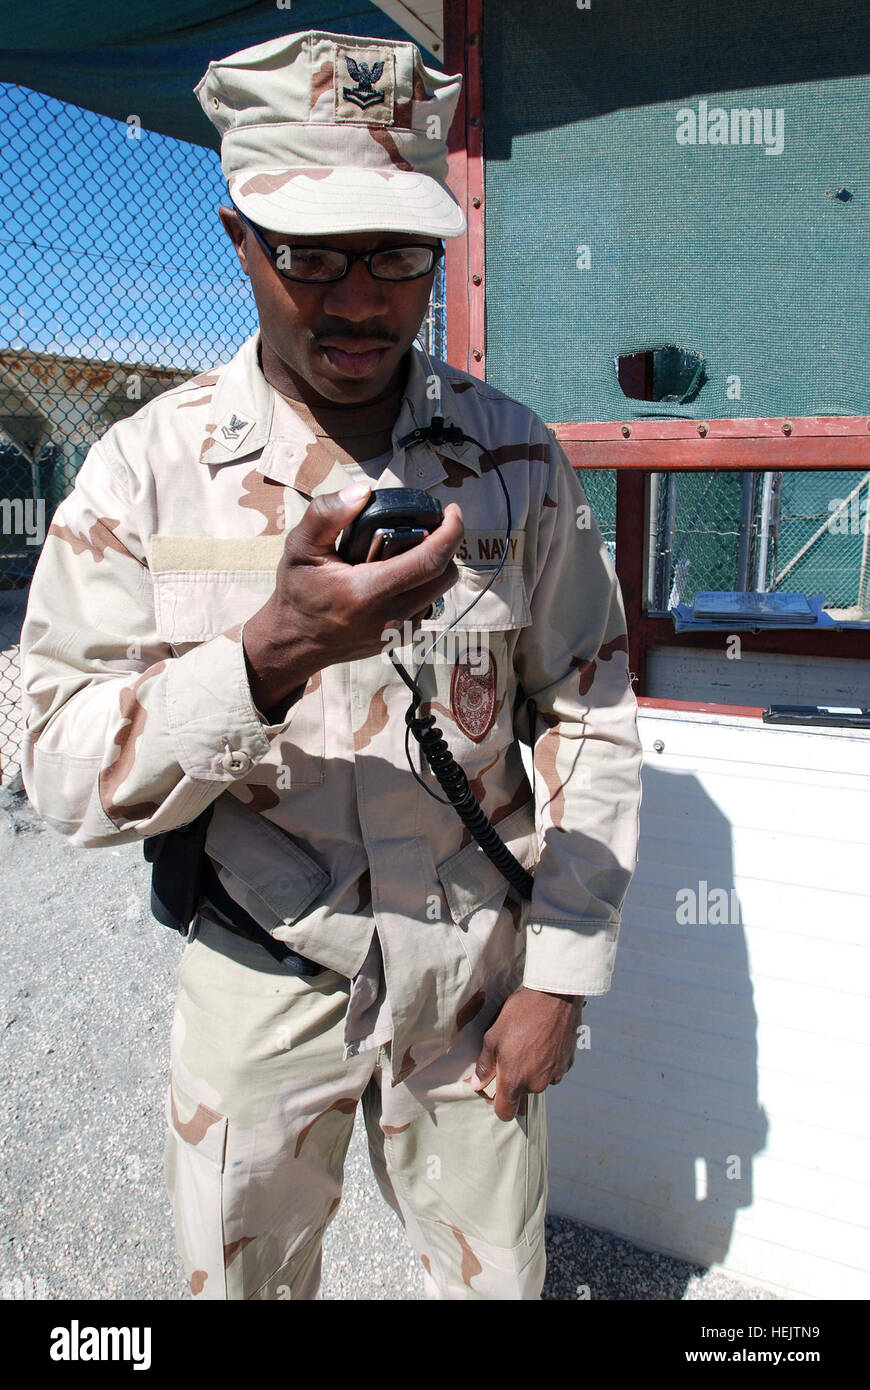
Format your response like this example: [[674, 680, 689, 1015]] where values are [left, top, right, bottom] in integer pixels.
[[471, 987, 585, 1122]]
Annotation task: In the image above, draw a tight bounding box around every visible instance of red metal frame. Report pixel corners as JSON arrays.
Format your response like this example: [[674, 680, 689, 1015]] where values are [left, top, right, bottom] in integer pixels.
[[442, 0, 869, 696], [638, 697, 764, 720], [445, 0, 484, 377], [552, 416, 870, 471]]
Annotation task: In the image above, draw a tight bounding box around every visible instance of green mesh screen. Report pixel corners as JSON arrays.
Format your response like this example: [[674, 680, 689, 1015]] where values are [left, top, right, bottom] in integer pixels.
[[483, 0, 869, 424]]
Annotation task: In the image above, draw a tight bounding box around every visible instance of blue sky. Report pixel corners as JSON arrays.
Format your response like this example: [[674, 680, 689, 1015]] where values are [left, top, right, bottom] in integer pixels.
[[0, 81, 257, 371]]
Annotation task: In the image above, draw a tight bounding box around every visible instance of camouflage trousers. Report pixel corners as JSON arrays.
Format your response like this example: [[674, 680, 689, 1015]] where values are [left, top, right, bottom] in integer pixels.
[[164, 915, 548, 1300]]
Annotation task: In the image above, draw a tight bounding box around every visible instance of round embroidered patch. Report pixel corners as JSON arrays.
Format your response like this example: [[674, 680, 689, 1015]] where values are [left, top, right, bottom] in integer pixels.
[[450, 653, 498, 742]]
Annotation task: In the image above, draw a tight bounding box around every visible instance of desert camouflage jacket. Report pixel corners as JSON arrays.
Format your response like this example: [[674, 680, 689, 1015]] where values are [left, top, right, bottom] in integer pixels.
[[20, 332, 642, 1078]]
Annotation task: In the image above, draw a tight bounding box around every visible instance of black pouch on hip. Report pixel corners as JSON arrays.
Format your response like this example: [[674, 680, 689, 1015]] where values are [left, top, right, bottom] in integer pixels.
[[143, 804, 215, 936]]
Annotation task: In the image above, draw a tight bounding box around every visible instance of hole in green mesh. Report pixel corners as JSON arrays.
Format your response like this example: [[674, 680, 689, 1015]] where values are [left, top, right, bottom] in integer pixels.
[[615, 347, 708, 403]]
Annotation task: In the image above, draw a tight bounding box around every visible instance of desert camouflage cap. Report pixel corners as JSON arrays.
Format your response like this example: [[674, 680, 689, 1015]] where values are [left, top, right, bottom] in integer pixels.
[[194, 29, 466, 239]]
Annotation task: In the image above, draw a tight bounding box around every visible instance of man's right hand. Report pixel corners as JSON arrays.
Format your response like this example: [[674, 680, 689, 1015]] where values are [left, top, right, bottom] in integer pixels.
[[242, 482, 464, 713]]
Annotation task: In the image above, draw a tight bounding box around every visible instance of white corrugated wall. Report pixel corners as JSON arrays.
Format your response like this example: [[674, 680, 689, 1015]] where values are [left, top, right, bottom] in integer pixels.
[[545, 706, 870, 1300]]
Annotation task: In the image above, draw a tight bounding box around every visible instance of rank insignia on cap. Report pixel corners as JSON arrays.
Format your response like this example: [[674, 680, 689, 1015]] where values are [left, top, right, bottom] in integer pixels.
[[334, 47, 395, 124], [217, 411, 254, 449], [343, 56, 385, 109]]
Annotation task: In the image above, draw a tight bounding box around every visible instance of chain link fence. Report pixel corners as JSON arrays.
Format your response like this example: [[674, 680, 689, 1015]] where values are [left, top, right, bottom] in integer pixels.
[[773, 469, 870, 613], [646, 469, 870, 614], [0, 82, 446, 784]]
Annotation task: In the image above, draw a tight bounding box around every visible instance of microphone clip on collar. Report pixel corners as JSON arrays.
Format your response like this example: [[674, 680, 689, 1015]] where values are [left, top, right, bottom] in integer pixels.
[[397, 416, 466, 451]]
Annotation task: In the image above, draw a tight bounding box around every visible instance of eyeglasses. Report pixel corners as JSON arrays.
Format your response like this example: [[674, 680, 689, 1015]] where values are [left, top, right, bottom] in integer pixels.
[[233, 206, 445, 283]]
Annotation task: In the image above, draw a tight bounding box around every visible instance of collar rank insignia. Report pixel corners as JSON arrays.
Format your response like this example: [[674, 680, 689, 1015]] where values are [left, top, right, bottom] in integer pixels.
[[343, 56, 385, 110], [221, 412, 250, 440], [216, 411, 255, 451]]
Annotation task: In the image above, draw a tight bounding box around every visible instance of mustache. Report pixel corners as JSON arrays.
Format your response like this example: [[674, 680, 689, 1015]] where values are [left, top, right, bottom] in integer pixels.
[[313, 330, 399, 344]]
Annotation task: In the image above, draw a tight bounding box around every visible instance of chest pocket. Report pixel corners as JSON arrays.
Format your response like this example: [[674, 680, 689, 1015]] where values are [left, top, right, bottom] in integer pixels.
[[412, 563, 531, 751], [418, 563, 531, 634], [150, 535, 324, 786]]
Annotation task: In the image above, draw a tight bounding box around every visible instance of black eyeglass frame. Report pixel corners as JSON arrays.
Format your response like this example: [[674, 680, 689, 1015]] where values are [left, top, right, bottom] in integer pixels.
[[232, 205, 445, 283]]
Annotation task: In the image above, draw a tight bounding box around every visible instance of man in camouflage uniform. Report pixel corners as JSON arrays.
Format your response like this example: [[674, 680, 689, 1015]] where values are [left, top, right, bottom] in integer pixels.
[[19, 30, 642, 1299]]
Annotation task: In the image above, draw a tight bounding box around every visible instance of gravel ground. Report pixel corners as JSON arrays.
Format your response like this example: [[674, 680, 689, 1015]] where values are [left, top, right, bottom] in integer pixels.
[[0, 782, 777, 1302]]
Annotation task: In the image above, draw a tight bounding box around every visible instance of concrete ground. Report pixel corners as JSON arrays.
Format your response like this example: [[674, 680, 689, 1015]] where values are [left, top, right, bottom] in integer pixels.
[[0, 782, 777, 1302]]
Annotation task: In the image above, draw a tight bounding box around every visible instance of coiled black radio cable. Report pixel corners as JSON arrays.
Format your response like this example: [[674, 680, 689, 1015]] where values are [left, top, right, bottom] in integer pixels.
[[392, 414, 534, 901]]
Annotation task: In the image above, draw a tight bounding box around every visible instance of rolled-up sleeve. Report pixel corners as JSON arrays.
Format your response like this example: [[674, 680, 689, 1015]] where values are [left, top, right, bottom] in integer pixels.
[[513, 424, 642, 995]]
